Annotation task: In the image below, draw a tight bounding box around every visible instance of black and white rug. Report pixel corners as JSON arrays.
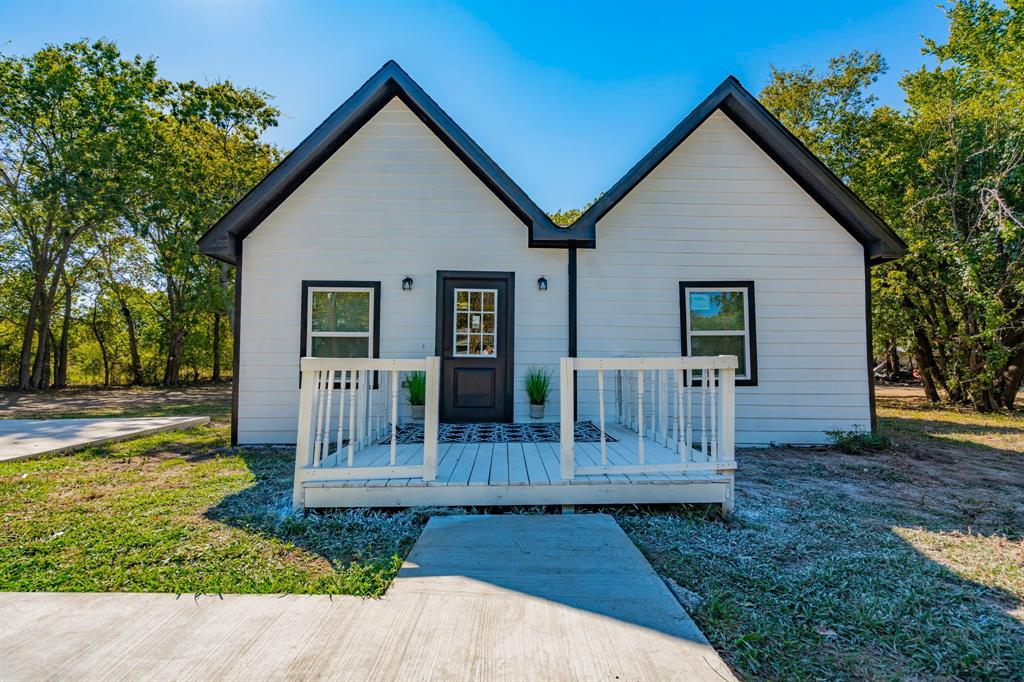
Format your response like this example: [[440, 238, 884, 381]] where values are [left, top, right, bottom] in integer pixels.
[[380, 421, 617, 445]]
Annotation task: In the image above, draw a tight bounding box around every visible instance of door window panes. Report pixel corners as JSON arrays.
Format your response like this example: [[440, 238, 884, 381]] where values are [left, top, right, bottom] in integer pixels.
[[454, 288, 497, 357]]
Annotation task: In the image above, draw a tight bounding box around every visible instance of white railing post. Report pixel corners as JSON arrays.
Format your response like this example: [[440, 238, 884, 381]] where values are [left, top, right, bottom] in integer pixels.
[[559, 356, 575, 480], [347, 368, 357, 466], [292, 367, 319, 511], [675, 369, 684, 460], [389, 368, 398, 465], [336, 369, 347, 457], [718, 363, 736, 465], [636, 367, 645, 464], [597, 366, 607, 465], [658, 368, 668, 447], [422, 356, 440, 481], [710, 368, 718, 461], [700, 370, 709, 460]]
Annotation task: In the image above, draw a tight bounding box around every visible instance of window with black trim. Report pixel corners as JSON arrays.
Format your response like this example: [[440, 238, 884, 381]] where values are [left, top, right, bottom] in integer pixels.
[[301, 281, 381, 360], [680, 281, 757, 386]]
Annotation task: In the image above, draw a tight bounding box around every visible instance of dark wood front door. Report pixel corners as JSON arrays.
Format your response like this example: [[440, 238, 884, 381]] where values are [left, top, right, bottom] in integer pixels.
[[436, 271, 514, 423]]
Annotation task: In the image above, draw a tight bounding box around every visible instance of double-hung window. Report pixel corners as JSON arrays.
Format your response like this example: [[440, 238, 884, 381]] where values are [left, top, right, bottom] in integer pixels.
[[680, 281, 757, 385], [301, 281, 380, 360]]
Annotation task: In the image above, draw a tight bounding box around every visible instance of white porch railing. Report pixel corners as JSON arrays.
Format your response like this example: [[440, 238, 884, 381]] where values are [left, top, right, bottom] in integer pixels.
[[559, 356, 737, 479], [292, 356, 440, 510]]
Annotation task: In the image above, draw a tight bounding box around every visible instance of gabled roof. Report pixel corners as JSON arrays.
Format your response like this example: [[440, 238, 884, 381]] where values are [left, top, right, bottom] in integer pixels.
[[198, 61, 569, 263], [200, 67, 906, 265], [563, 76, 907, 263]]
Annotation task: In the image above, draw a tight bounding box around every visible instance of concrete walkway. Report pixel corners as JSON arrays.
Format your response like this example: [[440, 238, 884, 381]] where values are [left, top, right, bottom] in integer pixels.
[[0, 514, 735, 681], [0, 416, 210, 461]]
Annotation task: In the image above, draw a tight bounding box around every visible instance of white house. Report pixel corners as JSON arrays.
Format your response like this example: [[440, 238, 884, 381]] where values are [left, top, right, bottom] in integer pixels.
[[198, 62, 905, 511]]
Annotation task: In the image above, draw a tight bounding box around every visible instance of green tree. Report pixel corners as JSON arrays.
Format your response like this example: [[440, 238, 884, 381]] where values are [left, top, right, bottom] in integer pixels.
[[129, 80, 279, 385], [0, 40, 159, 389], [760, 0, 1024, 410]]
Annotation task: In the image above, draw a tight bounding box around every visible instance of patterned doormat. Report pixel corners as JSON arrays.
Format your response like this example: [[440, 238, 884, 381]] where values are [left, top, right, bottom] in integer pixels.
[[380, 421, 617, 445]]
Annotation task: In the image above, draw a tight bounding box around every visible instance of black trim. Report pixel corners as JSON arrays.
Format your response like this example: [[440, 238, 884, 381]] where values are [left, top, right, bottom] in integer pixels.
[[568, 246, 578, 420], [198, 61, 571, 263], [567, 247, 578, 359], [299, 280, 382, 387], [230, 236, 242, 447], [679, 281, 758, 387], [435, 270, 515, 423], [572, 77, 907, 264], [865, 253, 877, 431]]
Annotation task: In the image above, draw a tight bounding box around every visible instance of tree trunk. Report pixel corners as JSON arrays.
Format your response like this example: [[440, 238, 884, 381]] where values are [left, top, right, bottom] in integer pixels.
[[163, 324, 185, 387], [90, 306, 110, 387], [39, 329, 53, 389], [17, 271, 46, 390], [212, 313, 222, 382], [54, 283, 72, 389], [30, 267, 65, 388], [913, 348, 941, 402], [912, 327, 951, 399], [118, 300, 144, 385], [162, 271, 192, 387], [885, 343, 899, 378], [998, 348, 1024, 410]]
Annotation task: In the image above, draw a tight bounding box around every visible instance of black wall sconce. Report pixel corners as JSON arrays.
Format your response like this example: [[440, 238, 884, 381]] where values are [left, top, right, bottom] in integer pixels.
[[537, 276, 548, 291], [402, 276, 414, 291]]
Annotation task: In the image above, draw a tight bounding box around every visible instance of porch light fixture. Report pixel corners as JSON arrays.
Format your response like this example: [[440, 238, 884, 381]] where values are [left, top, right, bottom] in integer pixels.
[[537, 276, 548, 291], [402, 276, 413, 291]]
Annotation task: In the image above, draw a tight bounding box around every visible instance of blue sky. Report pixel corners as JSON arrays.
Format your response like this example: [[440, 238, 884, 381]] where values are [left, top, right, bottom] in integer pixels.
[[0, 0, 949, 211]]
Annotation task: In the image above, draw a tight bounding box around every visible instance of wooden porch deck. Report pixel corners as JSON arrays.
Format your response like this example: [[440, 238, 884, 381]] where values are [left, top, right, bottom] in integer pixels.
[[299, 423, 734, 508]]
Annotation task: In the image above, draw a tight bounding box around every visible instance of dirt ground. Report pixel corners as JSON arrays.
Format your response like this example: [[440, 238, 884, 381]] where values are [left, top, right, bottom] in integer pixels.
[[757, 388, 1023, 534], [0, 383, 232, 420]]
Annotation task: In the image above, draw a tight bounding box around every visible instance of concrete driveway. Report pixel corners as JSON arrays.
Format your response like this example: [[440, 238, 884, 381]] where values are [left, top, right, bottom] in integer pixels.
[[0, 514, 735, 681], [0, 416, 210, 461]]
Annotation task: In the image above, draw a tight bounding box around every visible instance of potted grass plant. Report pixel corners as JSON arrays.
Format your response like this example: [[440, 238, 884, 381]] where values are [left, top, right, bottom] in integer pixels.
[[524, 366, 551, 419], [406, 371, 426, 421]]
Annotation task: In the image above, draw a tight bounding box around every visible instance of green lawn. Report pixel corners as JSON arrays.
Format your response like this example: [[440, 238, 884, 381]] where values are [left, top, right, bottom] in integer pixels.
[[0, 422, 422, 596]]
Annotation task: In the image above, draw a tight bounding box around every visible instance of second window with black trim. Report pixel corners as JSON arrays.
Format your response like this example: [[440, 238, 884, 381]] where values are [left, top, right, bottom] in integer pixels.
[[680, 281, 757, 385]]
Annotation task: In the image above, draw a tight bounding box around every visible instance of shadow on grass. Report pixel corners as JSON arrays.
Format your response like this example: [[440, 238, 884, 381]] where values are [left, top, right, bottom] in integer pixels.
[[884, 414, 1024, 439], [203, 448, 423, 595], [0, 383, 232, 420]]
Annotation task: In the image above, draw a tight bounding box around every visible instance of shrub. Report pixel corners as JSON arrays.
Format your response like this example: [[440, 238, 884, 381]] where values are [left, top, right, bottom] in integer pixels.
[[524, 367, 551, 405], [826, 428, 891, 455], [405, 371, 426, 406]]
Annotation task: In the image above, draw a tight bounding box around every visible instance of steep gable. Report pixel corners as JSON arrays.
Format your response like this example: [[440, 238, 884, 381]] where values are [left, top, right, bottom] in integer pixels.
[[198, 61, 567, 263], [569, 77, 906, 263]]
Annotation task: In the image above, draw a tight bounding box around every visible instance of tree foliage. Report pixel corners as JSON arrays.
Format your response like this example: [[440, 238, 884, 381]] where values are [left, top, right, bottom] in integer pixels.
[[0, 40, 280, 387], [760, 0, 1024, 410]]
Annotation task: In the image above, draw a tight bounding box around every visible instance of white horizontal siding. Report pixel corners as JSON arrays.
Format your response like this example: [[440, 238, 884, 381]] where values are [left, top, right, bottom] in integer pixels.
[[238, 98, 566, 444], [577, 110, 870, 445]]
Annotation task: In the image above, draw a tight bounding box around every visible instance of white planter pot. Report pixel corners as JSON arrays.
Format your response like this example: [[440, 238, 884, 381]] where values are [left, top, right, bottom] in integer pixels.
[[410, 404, 425, 421], [529, 403, 545, 420]]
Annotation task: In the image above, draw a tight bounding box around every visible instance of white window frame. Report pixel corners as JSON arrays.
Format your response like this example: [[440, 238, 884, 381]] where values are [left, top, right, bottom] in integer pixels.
[[453, 287, 498, 358], [683, 285, 752, 381], [307, 286, 374, 359]]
